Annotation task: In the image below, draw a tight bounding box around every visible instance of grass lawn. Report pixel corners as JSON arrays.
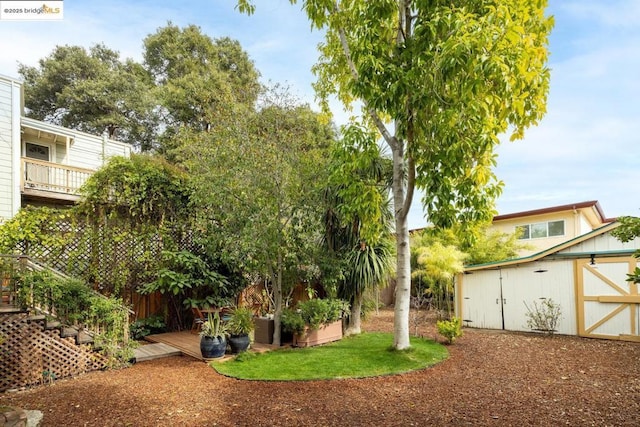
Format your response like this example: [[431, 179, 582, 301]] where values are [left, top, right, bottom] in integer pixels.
[[212, 332, 448, 380]]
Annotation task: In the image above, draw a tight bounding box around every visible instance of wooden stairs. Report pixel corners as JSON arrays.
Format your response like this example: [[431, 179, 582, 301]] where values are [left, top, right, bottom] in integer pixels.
[[0, 306, 110, 392]]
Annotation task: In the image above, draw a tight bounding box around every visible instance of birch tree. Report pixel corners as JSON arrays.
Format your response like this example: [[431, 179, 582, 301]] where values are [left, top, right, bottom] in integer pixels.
[[239, 0, 552, 349]]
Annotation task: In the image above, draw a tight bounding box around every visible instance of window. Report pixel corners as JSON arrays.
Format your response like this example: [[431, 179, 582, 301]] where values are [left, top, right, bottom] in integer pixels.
[[517, 220, 565, 240], [548, 220, 565, 237]]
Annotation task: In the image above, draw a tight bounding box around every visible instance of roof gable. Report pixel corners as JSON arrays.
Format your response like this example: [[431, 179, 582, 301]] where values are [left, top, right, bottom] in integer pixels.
[[464, 221, 626, 271]]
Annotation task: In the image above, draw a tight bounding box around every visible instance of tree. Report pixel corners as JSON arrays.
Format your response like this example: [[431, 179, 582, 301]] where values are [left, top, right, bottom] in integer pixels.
[[239, 0, 552, 349], [412, 222, 528, 267], [143, 23, 262, 154], [179, 86, 335, 346], [612, 216, 640, 283], [18, 44, 159, 151]]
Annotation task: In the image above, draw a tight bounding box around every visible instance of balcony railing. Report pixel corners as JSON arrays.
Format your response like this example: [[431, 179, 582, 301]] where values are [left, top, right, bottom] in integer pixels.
[[21, 158, 94, 198]]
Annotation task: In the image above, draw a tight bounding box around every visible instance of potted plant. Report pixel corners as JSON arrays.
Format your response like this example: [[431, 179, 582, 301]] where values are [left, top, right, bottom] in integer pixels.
[[226, 306, 254, 353], [199, 312, 227, 359]]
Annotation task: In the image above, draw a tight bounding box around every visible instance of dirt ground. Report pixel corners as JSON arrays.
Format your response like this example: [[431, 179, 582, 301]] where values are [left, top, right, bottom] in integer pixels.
[[1, 309, 639, 426]]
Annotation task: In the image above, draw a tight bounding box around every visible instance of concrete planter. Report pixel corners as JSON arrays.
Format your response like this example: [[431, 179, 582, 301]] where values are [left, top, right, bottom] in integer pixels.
[[293, 319, 343, 347]]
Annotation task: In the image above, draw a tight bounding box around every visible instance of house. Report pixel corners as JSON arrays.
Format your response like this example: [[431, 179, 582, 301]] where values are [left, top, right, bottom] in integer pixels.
[[455, 221, 640, 342], [0, 74, 131, 223], [490, 200, 614, 256]]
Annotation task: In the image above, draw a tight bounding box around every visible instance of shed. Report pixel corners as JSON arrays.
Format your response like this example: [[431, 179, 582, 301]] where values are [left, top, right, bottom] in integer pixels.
[[455, 222, 640, 342]]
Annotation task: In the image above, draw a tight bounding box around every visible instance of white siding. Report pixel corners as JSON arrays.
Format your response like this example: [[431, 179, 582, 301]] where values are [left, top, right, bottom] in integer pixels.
[[0, 78, 15, 222], [559, 232, 640, 255], [66, 135, 131, 170]]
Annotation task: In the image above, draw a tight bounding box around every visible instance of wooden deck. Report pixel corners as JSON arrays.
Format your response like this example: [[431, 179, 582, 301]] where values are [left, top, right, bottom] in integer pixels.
[[134, 342, 182, 362], [144, 331, 279, 362], [146, 331, 204, 360]]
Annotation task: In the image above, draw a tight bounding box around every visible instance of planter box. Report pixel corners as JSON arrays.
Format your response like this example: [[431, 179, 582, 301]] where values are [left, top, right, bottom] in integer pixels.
[[293, 319, 343, 348], [254, 317, 274, 344]]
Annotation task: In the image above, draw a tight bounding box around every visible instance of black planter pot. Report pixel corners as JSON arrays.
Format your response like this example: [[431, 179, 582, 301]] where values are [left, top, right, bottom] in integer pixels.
[[228, 334, 250, 354], [200, 335, 227, 359]]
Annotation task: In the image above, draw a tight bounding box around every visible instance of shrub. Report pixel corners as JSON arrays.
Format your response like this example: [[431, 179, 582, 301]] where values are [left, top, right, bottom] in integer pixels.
[[524, 298, 561, 335], [226, 307, 255, 336], [281, 299, 348, 334], [14, 269, 133, 365], [436, 317, 462, 344], [281, 308, 306, 335], [129, 315, 166, 340]]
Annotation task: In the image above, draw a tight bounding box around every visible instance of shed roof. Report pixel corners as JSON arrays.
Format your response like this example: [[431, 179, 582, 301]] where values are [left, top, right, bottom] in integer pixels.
[[463, 221, 628, 272]]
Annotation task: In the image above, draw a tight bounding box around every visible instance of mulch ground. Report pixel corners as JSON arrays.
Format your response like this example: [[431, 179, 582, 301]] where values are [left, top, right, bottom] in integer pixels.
[[1, 308, 639, 426]]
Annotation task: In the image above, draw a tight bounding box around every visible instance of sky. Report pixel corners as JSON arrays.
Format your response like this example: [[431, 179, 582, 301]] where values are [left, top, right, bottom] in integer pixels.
[[0, 0, 638, 229]]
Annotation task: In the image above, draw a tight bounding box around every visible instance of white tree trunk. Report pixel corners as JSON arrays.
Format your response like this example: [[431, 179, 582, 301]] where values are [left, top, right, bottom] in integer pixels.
[[392, 146, 411, 350], [345, 293, 363, 336]]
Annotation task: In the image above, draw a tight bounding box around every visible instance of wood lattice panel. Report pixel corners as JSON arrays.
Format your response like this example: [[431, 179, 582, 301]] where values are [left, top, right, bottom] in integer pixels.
[[0, 313, 109, 391], [13, 219, 197, 317]]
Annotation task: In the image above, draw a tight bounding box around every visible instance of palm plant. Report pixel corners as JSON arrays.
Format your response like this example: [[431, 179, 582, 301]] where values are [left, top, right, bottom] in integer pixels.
[[341, 237, 394, 334], [322, 140, 395, 335]]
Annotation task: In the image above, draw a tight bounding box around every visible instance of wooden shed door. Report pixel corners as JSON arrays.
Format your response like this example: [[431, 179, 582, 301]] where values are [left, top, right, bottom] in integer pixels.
[[460, 269, 504, 330], [576, 257, 640, 342]]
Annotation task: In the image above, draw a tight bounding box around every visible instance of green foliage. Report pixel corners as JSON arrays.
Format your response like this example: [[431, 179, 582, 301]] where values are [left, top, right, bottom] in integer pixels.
[[0, 206, 72, 255], [200, 312, 227, 338], [436, 317, 463, 344], [411, 235, 466, 314], [322, 133, 395, 333], [327, 125, 392, 243], [611, 216, 640, 243], [410, 224, 527, 315], [342, 239, 394, 300], [20, 25, 261, 152], [141, 250, 234, 303], [143, 23, 261, 153], [226, 307, 255, 335], [18, 44, 158, 151], [612, 217, 640, 284], [129, 315, 166, 340], [78, 154, 193, 226], [280, 308, 306, 335], [180, 85, 336, 345], [54, 278, 93, 324], [524, 298, 561, 335], [213, 332, 448, 381], [13, 269, 132, 365], [282, 298, 348, 334]]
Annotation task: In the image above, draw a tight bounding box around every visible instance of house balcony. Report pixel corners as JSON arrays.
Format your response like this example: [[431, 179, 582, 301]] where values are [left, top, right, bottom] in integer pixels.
[[21, 158, 94, 203]]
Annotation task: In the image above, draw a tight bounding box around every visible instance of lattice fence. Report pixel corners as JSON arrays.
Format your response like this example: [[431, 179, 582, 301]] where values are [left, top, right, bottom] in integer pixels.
[[0, 312, 109, 392], [13, 219, 197, 318]]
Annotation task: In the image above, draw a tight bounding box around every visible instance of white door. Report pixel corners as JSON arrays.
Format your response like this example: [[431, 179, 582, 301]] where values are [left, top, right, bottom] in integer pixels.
[[460, 269, 503, 329], [24, 142, 51, 188]]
